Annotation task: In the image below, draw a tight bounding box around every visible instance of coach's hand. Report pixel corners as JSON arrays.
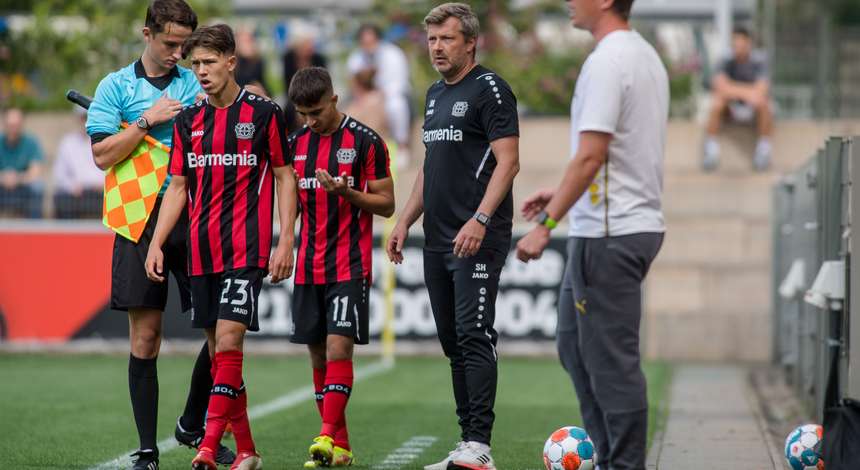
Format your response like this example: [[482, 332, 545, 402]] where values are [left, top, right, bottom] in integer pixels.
[[269, 242, 294, 284], [143, 93, 183, 127], [453, 219, 485, 258], [316, 169, 350, 197], [516, 225, 551, 262], [145, 246, 165, 283], [387, 223, 409, 264], [521, 188, 556, 221]]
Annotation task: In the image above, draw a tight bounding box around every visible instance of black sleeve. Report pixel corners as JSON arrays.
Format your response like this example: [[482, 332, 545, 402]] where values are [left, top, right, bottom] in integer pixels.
[[476, 78, 519, 142], [718, 58, 733, 77], [90, 132, 113, 145]]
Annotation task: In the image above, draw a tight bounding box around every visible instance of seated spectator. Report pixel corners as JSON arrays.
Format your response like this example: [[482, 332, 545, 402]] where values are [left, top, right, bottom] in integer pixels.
[[344, 68, 391, 142], [0, 107, 43, 218], [703, 26, 773, 172], [52, 107, 103, 219]]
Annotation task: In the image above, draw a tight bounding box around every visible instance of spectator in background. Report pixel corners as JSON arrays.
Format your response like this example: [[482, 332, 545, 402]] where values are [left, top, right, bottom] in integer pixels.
[[53, 107, 103, 219], [703, 26, 773, 172], [347, 24, 412, 168], [0, 107, 43, 218], [344, 68, 391, 142], [235, 27, 268, 96], [282, 31, 326, 132]]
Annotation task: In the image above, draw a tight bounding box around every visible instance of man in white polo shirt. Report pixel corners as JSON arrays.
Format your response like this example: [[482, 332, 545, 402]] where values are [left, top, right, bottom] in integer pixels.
[[516, 1, 668, 469]]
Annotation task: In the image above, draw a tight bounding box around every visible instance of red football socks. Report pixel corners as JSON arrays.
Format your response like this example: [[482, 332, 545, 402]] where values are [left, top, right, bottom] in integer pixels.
[[320, 360, 354, 448], [314, 365, 351, 449], [201, 351, 255, 452], [231, 382, 255, 453], [313, 367, 326, 417]]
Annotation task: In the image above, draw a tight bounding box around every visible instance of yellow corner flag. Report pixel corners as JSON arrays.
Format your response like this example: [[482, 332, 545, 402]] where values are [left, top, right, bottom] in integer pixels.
[[102, 133, 170, 242]]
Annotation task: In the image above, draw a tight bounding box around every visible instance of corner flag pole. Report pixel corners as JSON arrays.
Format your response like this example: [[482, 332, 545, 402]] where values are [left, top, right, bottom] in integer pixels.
[[380, 141, 399, 366]]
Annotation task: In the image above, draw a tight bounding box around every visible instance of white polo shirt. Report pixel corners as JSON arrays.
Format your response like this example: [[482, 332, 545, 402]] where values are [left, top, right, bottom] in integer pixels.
[[567, 30, 669, 238]]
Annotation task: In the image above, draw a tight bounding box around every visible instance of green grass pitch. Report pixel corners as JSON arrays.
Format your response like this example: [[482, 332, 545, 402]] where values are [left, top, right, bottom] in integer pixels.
[[0, 353, 671, 469]]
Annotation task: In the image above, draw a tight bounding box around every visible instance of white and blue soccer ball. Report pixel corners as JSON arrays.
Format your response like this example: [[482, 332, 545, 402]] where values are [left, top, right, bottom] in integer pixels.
[[542, 426, 596, 470], [784, 424, 824, 470]]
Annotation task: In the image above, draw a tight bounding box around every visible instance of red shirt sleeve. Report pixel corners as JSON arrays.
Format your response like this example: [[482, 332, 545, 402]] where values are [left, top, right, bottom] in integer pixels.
[[168, 115, 187, 176]]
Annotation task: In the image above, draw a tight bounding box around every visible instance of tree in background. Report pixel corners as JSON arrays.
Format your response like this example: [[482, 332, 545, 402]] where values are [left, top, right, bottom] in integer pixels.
[[0, 0, 225, 110], [372, 0, 691, 116]]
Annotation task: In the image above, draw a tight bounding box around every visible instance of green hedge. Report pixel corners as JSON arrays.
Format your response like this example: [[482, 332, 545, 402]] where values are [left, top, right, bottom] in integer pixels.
[[0, 0, 225, 110]]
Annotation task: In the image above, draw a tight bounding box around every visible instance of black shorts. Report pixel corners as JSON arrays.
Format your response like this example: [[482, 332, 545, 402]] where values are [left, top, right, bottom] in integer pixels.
[[290, 278, 370, 345], [110, 198, 191, 312], [189, 267, 265, 332]]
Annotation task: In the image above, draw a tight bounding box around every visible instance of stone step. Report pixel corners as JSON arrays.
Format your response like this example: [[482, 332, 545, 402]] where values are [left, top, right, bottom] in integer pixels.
[[645, 265, 770, 317], [643, 312, 772, 361], [656, 218, 771, 267], [662, 172, 777, 219]]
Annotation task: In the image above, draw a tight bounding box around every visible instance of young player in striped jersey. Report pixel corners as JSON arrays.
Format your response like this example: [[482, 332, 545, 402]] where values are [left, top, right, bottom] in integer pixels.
[[285, 67, 394, 468], [145, 24, 297, 470], [87, 2, 237, 467]]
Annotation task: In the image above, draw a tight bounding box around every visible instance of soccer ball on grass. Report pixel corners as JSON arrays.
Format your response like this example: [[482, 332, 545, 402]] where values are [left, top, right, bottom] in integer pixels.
[[542, 426, 596, 470]]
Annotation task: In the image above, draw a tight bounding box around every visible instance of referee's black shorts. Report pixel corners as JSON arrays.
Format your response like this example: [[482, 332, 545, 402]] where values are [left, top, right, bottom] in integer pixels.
[[110, 197, 191, 313]]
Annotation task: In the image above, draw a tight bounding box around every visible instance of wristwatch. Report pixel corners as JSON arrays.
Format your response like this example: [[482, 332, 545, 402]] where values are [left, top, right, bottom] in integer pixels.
[[135, 116, 151, 130], [473, 212, 490, 226], [536, 210, 558, 230]]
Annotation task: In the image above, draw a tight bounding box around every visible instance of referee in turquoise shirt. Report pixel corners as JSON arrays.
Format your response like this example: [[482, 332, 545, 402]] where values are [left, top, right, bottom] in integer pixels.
[[85, 1, 234, 468]]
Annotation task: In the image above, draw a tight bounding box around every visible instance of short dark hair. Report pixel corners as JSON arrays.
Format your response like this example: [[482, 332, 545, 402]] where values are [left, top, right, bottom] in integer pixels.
[[182, 24, 235, 59], [733, 26, 752, 39], [289, 67, 334, 107], [610, 0, 635, 21], [356, 24, 382, 41], [145, 0, 198, 34]]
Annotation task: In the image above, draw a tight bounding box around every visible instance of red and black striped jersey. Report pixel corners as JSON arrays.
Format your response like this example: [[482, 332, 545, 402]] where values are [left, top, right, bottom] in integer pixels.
[[290, 115, 391, 285], [169, 89, 291, 276]]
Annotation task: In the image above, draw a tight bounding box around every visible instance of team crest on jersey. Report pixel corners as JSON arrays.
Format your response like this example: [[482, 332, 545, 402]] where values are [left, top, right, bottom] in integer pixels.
[[337, 148, 357, 164], [235, 122, 255, 140], [452, 101, 469, 117]]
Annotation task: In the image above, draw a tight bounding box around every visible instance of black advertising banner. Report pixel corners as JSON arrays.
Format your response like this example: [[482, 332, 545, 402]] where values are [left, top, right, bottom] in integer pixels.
[[73, 233, 568, 341]]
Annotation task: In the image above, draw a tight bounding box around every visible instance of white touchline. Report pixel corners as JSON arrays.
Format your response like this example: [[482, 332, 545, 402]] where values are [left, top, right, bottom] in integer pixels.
[[88, 359, 393, 470], [372, 435, 438, 470]]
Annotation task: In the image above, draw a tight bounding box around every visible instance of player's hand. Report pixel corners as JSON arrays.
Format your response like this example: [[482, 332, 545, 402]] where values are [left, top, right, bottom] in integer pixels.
[[142, 93, 183, 127], [269, 241, 294, 283], [453, 218, 485, 258], [521, 188, 556, 221], [516, 225, 551, 262], [145, 246, 165, 282], [316, 169, 350, 196], [386, 223, 408, 264]]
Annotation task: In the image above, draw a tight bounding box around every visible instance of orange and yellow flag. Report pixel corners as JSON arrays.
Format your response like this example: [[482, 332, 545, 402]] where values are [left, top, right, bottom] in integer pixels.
[[102, 134, 170, 242]]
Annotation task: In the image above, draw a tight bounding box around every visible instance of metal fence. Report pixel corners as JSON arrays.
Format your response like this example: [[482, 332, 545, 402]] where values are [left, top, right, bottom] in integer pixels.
[[772, 136, 858, 421]]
